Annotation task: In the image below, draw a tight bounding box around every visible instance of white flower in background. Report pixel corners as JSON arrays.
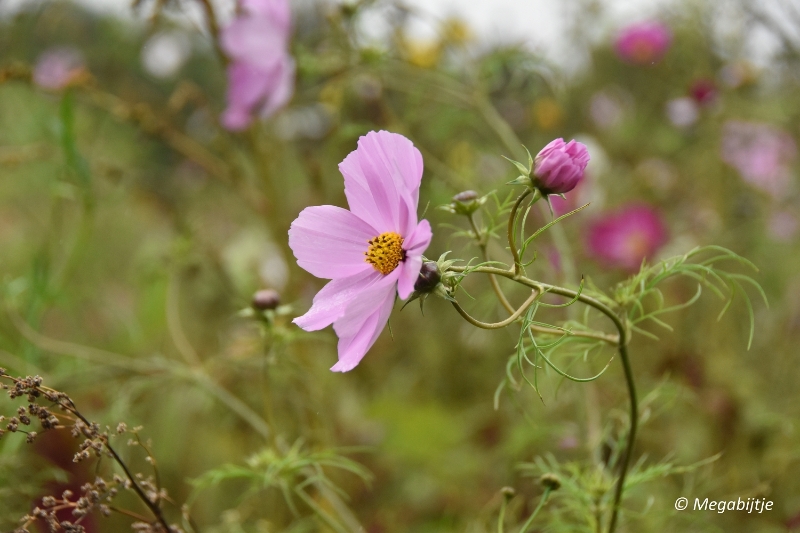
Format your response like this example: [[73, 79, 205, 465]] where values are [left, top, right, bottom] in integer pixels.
[[141, 32, 192, 79], [665, 97, 699, 128]]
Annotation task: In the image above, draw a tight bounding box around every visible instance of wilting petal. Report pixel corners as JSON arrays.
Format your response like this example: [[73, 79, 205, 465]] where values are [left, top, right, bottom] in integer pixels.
[[241, 0, 291, 37], [397, 219, 432, 299], [339, 131, 422, 236], [221, 17, 285, 68], [331, 271, 399, 372], [293, 269, 383, 331], [289, 205, 376, 279], [259, 56, 295, 119], [221, 62, 272, 131]]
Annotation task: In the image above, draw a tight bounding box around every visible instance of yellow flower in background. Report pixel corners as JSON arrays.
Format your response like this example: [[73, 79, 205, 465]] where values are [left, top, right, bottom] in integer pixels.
[[447, 141, 474, 175], [405, 40, 441, 69], [441, 18, 472, 46], [532, 97, 564, 131], [319, 81, 344, 110]]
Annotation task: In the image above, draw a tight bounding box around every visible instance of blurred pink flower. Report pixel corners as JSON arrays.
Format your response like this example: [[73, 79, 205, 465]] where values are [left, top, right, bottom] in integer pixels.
[[33, 47, 85, 90], [768, 210, 798, 242], [533, 138, 590, 195], [289, 131, 432, 372], [721, 121, 797, 198], [614, 21, 672, 66], [587, 204, 668, 271], [220, 0, 295, 130]]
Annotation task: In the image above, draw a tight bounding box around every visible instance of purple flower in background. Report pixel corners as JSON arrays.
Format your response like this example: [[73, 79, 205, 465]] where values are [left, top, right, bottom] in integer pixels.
[[289, 131, 432, 372], [614, 21, 672, 66], [533, 138, 590, 195], [220, 0, 295, 130], [33, 47, 85, 90], [768, 210, 798, 242], [721, 121, 797, 198], [587, 204, 668, 271]]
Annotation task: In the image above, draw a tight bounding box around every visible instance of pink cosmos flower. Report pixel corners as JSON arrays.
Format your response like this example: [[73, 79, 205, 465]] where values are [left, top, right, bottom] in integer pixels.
[[33, 47, 85, 90], [614, 21, 672, 66], [720, 120, 797, 198], [220, 0, 295, 131], [587, 204, 668, 272], [533, 138, 590, 195], [289, 131, 432, 372]]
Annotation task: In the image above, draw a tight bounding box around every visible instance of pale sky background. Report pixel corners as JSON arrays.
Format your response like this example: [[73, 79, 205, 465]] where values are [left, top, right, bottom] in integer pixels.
[[0, 0, 787, 69]]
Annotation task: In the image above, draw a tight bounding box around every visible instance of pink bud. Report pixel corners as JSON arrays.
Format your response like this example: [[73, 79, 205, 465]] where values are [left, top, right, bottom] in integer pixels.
[[533, 138, 590, 195]]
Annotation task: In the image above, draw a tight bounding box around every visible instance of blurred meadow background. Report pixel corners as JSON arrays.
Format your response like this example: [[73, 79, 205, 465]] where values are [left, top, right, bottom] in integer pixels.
[[1, 0, 799, 531]]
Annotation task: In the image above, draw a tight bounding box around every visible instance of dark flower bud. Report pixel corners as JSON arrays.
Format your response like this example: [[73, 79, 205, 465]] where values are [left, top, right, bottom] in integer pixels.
[[540, 473, 561, 491], [252, 289, 281, 310], [500, 486, 516, 499], [448, 190, 484, 215], [453, 190, 479, 203], [413, 261, 441, 293]]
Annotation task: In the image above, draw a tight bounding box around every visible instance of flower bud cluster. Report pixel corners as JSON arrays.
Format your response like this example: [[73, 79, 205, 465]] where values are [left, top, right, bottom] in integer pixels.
[[0, 371, 186, 532]]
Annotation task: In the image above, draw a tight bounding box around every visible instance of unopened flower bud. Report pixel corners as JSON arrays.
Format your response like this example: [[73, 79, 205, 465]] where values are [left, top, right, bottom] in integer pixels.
[[533, 138, 589, 195], [453, 190, 479, 203], [449, 190, 483, 215], [252, 289, 281, 310], [539, 473, 561, 491], [413, 261, 441, 293], [500, 486, 516, 499]]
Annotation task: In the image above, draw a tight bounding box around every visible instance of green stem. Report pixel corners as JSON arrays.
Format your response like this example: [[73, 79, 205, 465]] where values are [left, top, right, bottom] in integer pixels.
[[449, 265, 636, 533], [518, 487, 553, 533], [451, 290, 539, 329], [508, 190, 532, 276], [467, 212, 515, 313]]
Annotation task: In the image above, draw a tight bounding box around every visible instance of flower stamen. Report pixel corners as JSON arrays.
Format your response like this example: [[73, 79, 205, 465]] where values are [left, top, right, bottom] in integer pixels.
[[365, 232, 405, 275]]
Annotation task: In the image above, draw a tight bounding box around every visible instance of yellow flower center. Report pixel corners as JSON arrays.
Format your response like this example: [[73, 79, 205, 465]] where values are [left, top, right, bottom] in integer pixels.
[[365, 232, 405, 275]]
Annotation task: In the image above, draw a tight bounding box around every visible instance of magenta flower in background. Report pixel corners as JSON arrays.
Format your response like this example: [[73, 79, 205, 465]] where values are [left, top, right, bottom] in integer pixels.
[[721, 120, 797, 198], [533, 138, 590, 195], [614, 21, 672, 66], [220, 0, 295, 131], [587, 204, 668, 272], [690, 78, 717, 106], [33, 47, 85, 90], [289, 131, 432, 372]]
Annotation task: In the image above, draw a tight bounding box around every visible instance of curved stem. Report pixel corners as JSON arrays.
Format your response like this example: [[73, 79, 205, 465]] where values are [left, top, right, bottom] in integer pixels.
[[449, 265, 637, 533], [196, 0, 229, 66], [508, 190, 532, 276], [452, 290, 539, 330], [467, 213, 515, 314], [518, 487, 553, 533]]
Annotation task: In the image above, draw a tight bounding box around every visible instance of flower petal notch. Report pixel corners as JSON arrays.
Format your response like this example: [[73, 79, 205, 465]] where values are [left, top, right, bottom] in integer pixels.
[[289, 131, 431, 372]]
